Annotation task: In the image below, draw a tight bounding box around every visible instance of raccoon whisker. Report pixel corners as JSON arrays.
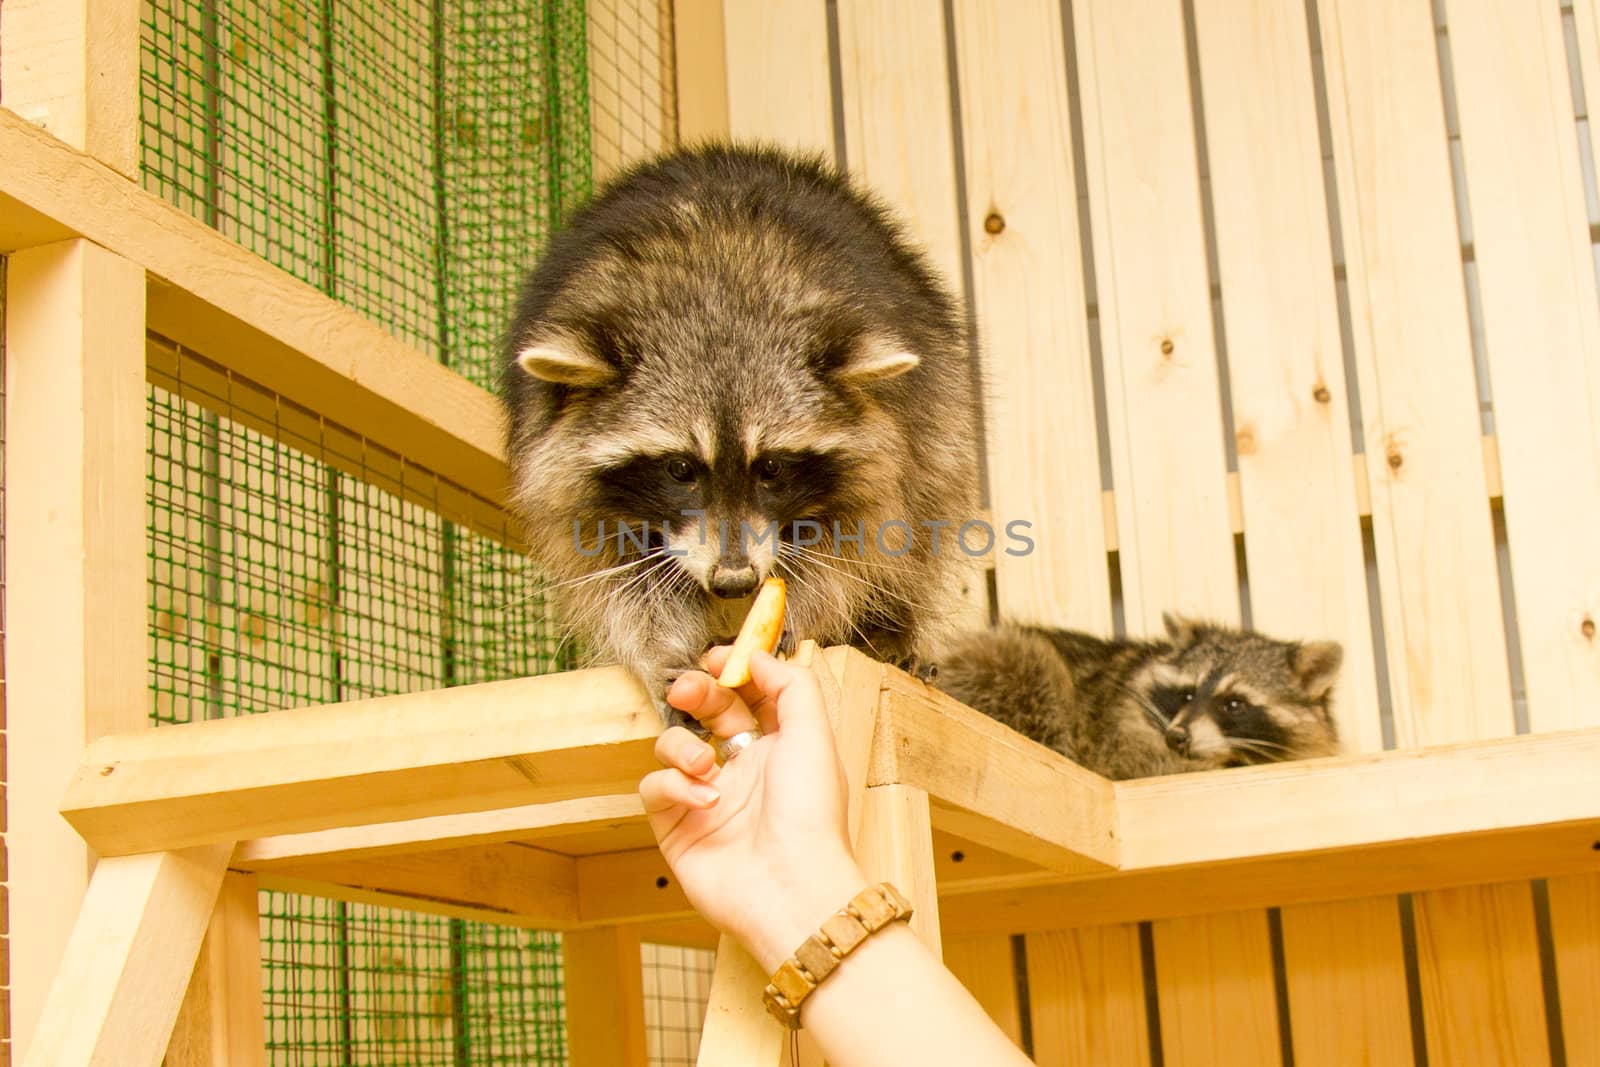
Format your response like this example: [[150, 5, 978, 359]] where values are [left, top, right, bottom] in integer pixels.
[[772, 555, 881, 655], [543, 554, 657, 591], [780, 545, 941, 615], [1110, 679, 1171, 732], [788, 543, 910, 574]]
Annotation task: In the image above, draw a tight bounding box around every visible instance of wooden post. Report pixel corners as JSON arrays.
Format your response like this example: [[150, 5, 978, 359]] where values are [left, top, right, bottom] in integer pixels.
[[564, 925, 648, 1066], [855, 785, 941, 956], [5, 238, 147, 1059], [0, 0, 140, 177], [164, 873, 268, 1067], [24, 844, 231, 1067]]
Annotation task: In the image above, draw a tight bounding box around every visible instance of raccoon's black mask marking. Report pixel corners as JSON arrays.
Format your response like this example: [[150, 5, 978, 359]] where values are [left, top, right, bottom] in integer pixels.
[[498, 143, 981, 721]]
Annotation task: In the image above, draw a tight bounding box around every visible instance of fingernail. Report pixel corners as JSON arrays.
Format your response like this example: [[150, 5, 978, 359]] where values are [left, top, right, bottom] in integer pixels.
[[690, 784, 720, 806], [690, 743, 715, 772]]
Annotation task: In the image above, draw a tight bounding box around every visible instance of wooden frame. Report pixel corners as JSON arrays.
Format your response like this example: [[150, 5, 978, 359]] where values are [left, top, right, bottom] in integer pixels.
[[26, 645, 1600, 1064]]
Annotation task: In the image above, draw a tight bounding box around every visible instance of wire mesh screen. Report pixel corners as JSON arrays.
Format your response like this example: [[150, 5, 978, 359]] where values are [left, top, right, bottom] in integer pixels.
[[260, 895, 567, 1064], [138, 0, 591, 392], [147, 342, 570, 1064], [641, 943, 714, 1066]]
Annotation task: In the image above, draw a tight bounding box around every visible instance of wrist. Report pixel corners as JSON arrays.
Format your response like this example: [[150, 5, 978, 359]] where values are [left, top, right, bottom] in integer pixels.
[[743, 853, 870, 974]]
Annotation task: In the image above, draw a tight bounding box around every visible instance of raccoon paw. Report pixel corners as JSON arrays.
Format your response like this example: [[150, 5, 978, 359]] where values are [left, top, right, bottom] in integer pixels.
[[890, 653, 939, 684], [775, 627, 798, 660], [659, 698, 714, 742]]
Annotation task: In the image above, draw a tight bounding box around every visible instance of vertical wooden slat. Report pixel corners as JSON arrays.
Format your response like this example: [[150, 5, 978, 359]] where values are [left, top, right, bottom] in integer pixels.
[[0, 0, 140, 177], [722, 0, 833, 158], [1316, 0, 1511, 747], [1187, 3, 1408, 1061], [672, 0, 730, 142], [1189, 0, 1379, 749], [1546, 873, 1600, 1066], [1070, 2, 1272, 1060], [1276, 900, 1414, 1066], [951, 0, 1111, 632], [1444, 0, 1600, 731], [1025, 926, 1151, 1067], [834, 0, 987, 627], [942, 936, 1023, 1048], [835, 0, 963, 291], [5, 239, 147, 1061], [1150, 911, 1279, 1066], [1414, 883, 1552, 1066], [1070, 0, 1237, 627], [564, 925, 648, 1067]]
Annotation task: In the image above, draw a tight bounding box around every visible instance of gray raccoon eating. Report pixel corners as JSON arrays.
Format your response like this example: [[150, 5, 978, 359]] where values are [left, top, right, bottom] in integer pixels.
[[500, 144, 979, 724]]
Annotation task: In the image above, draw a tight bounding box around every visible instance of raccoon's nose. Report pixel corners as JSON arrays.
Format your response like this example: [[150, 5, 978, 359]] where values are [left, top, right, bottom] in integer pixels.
[[710, 565, 759, 599], [1165, 725, 1190, 756]]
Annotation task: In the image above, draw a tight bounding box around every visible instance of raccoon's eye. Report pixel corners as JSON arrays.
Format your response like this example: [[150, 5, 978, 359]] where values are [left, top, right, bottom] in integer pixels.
[[1182, 690, 1196, 706], [665, 457, 695, 483], [755, 457, 784, 482], [1222, 697, 1246, 715]]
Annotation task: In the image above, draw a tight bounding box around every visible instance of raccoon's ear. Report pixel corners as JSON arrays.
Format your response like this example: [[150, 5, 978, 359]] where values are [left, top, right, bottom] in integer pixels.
[[833, 334, 921, 384], [1292, 640, 1343, 700], [515, 335, 619, 388], [1162, 612, 1198, 646]]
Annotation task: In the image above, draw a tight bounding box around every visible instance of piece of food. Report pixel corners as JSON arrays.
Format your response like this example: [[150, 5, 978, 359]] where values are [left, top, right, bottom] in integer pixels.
[[717, 577, 787, 688]]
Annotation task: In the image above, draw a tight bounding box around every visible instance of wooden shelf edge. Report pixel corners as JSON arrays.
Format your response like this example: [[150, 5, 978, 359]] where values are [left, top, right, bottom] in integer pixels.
[[0, 106, 512, 509]]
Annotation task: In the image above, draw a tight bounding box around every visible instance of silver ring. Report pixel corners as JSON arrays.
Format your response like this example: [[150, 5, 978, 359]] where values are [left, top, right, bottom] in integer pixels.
[[716, 728, 763, 762]]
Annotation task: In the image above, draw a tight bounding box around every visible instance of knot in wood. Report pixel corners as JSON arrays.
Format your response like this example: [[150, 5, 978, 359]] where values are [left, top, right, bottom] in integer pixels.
[[1583, 617, 1596, 641], [1159, 339, 1175, 357], [1386, 448, 1404, 472], [983, 211, 1006, 235], [1312, 384, 1331, 404]]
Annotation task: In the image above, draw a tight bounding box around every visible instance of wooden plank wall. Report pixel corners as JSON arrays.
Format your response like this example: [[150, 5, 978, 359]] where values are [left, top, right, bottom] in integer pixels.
[[713, 0, 1600, 1063]]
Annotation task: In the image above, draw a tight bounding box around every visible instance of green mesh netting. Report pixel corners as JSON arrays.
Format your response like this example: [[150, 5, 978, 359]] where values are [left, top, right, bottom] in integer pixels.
[[138, 0, 591, 1060], [138, 0, 590, 391], [148, 379, 572, 1064]]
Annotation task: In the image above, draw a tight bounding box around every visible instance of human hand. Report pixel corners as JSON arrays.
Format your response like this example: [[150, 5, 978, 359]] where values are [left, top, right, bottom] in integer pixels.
[[640, 647, 868, 972]]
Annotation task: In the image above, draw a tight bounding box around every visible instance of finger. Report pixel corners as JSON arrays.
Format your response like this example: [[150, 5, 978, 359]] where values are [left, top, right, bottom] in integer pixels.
[[666, 669, 760, 739], [745, 649, 830, 741], [653, 725, 717, 779], [701, 645, 732, 675], [639, 768, 720, 838]]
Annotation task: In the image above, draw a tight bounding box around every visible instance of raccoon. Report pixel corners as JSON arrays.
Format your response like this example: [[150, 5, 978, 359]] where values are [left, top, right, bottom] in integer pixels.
[[935, 615, 1342, 780], [500, 143, 979, 722]]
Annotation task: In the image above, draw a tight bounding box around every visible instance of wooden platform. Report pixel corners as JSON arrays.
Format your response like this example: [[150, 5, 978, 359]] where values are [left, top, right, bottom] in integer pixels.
[[28, 645, 1600, 1064]]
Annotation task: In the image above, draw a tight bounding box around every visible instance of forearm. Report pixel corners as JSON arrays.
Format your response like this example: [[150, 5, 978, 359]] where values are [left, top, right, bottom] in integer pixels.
[[741, 858, 1032, 1067], [796, 922, 1032, 1067]]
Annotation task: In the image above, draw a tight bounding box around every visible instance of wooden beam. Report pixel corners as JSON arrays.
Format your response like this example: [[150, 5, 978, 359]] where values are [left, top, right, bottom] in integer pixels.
[[6, 238, 146, 1058], [1113, 728, 1600, 870], [164, 873, 267, 1067], [871, 670, 1118, 873], [61, 667, 659, 856], [564, 926, 648, 1067], [0, 0, 139, 176], [233, 793, 645, 870], [260, 843, 579, 930], [0, 107, 510, 510], [24, 845, 231, 1067]]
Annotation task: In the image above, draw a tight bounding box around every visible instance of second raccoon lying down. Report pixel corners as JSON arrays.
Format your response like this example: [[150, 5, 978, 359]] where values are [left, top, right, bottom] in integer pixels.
[[936, 615, 1342, 780]]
